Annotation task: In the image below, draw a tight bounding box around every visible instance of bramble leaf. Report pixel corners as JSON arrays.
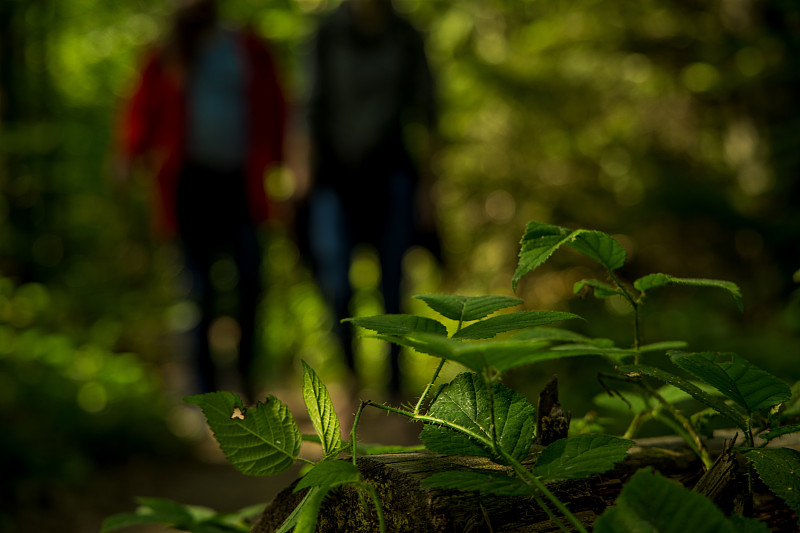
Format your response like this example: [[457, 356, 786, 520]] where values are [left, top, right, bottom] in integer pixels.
[[633, 273, 743, 311], [511, 327, 615, 347], [421, 470, 534, 496], [620, 364, 749, 431], [513, 222, 626, 290], [413, 294, 523, 322], [302, 361, 342, 459], [376, 333, 603, 373], [669, 351, 791, 414], [532, 434, 634, 482], [344, 314, 447, 336], [594, 468, 766, 533], [292, 486, 336, 533], [452, 310, 581, 339], [421, 372, 535, 464], [742, 447, 800, 519], [185, 392, 301, 476], [294, 460, 360, 492]]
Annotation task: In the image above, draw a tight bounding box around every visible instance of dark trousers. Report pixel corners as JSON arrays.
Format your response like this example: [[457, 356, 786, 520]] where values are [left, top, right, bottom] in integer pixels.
[[175, 162, 262, 402], [308, 172, 414, 394]]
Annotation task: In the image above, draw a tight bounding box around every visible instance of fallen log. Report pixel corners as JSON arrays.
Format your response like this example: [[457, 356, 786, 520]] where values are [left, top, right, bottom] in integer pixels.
[[253, 437, 703, 533]]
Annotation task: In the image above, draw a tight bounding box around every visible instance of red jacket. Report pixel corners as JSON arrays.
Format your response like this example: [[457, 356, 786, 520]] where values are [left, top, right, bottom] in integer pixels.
[[119, 29, 286, 236]]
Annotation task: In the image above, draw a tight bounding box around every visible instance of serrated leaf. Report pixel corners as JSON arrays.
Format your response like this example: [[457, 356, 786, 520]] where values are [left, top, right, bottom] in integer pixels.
[[185, 392, 301, 476], [421, 470, 535, 496], [621, 364, 749, 431], [413, 294, 523, 322], [743, 447, 800, 518], [302, 361, 342, 459], [759, 424, 800, 443], [633, 273, 743, 311], [511, 327, 615, 347], [376, 333, 601, 373], [420, 372, 535, 464], [532, 434, 634, 482], [669, 351, 791, 414], [513, 222, 626, 290], [294, 460, 360, 492], [573, 279, 623, 298], [344, 314, 447, 336], [452, 311, 581, 339], [594, 468, 755, 533]]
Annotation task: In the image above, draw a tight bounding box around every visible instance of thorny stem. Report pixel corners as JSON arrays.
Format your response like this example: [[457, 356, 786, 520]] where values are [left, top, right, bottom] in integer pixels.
[[641, 382, 714, 470], [608, 270, 641, 360], [414, 358, 446, 415], [351, 400, 369, 467]]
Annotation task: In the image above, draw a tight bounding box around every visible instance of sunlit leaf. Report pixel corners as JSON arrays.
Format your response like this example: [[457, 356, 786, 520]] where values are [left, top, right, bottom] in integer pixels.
[[302, 361, 342, 459], [421, 470, 534, 496], [452, 310, 580, 339], [594, 468, 764, 533], [292, 485, 335, 533], [669, 351, 791, 414], [633, 274, 743, 311], [421, 372, 535, 464], [532, 434, 634, 482], [742, 447, 800, 518], [185, 392, 301, 476], [376, 333, 601, 373], [344, 314, 447, 336], [294, 460, 360, 492], [413, 294, 523, 322], [513, 221, 626, 290]]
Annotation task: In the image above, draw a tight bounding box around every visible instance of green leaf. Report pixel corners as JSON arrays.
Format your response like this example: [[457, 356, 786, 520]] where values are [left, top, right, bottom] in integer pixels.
[[421, 470, 534, 496], [101, 498, 243, 533], [511, 327, 615, 348], [276, 489, 318, 533], [302, 361, 342, 459], [452, 310, 581, 339], [759, 424, 800, 443], [376, 333, 601, 373], [344, 314, 447, 336], [573, 279, 623, 298], [413, 294, 523, 322], [185, 392, 301, 476], [633, 273, 743, 311], [513, 221, 626, 290], [294, 460, 361, 492], [743, 447, 800, 518], [594, 468, 760, 533], [621, 364, 749, 431], [669, 351, 791, 414], [532, 434, 634, 482], [420, 372, 535, 464]]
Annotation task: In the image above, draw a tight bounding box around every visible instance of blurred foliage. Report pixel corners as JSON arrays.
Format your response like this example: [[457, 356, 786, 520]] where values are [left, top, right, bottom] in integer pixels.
[[2, 0, 800, 515]]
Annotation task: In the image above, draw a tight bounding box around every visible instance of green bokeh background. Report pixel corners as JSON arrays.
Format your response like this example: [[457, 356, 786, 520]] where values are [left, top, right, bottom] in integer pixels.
[[2, 0, 799, 530]]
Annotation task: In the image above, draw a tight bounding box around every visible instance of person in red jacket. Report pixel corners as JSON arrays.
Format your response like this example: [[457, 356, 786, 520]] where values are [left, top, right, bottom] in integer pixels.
[[117, 0, 286, 403]]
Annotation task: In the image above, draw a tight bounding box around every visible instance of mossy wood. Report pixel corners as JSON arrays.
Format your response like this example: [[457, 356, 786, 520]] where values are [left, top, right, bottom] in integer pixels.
[[253, 431, 800, 532], [253, 442, 701, 533]]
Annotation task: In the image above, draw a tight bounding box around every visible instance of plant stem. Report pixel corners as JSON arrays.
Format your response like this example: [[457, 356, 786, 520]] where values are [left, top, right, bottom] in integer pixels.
[[414, 357, 446, 415], [609, 270, 641, 359], [622, 411, 651, 440], [351, 400, 369, 467], [360, 482, 387, 533], [642, 383, 713, 470]]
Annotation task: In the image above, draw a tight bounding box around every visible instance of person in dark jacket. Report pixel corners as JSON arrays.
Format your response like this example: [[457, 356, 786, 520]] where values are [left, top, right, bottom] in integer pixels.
[[301, 0, 437, 396], [117, 0, 287, 403]]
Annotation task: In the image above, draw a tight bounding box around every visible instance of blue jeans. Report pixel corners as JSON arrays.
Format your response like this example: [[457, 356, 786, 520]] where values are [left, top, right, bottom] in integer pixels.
[[308, 173, 414, 392]]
